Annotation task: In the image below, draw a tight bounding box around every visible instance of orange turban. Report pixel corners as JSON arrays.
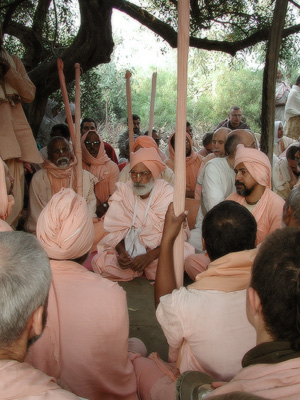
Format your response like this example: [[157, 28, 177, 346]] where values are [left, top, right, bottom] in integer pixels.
[[0, 158, 14, 221], [36, 188, 94, 260], [130, 147, 166, 180], [234, 144, 271, 188], [133, 136, 159, 152]]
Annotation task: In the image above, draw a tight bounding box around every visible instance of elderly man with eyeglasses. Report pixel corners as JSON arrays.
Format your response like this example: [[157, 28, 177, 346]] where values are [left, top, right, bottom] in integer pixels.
[[25, 136, 97, 233], [81, 130, 119, 217], [92, 147, 195, 281]]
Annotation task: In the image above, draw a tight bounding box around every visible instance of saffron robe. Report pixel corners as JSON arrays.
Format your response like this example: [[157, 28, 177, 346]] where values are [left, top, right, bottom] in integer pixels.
[[26, 260, 140, 400], [0, 360, 80, 399], [227, 188, 284, 245], [92, 180, 194, 281]]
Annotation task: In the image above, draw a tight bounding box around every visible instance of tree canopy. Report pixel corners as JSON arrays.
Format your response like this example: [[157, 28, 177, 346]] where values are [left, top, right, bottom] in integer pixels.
[[1, 0, 300, 134]]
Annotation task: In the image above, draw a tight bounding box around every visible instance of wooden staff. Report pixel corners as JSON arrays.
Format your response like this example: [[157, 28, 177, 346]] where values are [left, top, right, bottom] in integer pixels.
[[173, 0, 190, 288], [74, 63, 83, 196], [125, 70, 134, 154], [57, 59, 76, 145], [148, 72, 157, 137], [57, 59, 82, 195]]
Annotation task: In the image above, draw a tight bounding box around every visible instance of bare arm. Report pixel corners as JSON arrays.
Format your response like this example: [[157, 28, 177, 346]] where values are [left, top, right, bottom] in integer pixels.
[[154, 203, 188, 308]]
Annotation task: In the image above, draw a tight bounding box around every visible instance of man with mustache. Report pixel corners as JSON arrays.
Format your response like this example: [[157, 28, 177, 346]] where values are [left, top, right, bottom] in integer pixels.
[[25, 136, 97, 233], [227, 144, 284, 245], [92, 147, 194, 281]]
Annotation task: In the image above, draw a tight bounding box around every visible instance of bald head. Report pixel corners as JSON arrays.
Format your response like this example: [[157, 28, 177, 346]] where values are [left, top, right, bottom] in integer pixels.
[[225, 129, 257, 157], [212, 128, 231, 157]]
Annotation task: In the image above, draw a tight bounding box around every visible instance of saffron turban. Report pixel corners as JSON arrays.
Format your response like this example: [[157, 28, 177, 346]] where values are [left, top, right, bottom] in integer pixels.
[[234, 144, 271, 188], [37, 188, 94, 260], [0, 158, 14, 221], [130, 147, 166, 180], [133, 136, 159, 152]]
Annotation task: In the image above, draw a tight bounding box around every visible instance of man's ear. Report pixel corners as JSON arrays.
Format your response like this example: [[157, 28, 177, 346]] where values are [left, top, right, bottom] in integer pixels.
[[202, 237, 206, 251], [248, 287, 262, 316], [283, 204, 293, 227], [29, 305, 44, 339]]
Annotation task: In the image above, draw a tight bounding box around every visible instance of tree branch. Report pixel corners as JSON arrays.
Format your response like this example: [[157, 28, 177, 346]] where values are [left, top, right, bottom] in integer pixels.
[[110, 0, 300, 56]]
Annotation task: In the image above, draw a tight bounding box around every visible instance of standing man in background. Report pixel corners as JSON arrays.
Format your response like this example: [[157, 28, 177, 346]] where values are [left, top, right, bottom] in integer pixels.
[[0, 21, 43, 227]]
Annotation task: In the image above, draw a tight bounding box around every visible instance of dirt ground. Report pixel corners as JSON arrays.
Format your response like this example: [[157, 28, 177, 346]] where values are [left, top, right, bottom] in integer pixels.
[[119, 278, 169, 360], [119, 274, 193, 361]]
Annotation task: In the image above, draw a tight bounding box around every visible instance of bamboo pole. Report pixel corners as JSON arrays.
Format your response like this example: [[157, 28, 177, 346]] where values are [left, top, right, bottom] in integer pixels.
[[125, 70, 134, 154], [173, 0, 190, 288], [74, 63, 83, 196], [148, 72, 157, 137]]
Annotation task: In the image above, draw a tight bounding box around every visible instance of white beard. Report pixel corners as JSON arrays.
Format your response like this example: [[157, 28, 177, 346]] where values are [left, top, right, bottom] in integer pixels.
[[56, 157, 70, 169], [132, 178, 155, 197]]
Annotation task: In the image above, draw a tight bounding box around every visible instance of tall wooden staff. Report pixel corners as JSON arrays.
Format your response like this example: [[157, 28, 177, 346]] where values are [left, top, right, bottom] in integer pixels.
[[74, 63, 83, 196], [148, 72, 157, 138], [125, 70, 134, 154], [173, 0, 190, 287], [57, 58, 82, 195]]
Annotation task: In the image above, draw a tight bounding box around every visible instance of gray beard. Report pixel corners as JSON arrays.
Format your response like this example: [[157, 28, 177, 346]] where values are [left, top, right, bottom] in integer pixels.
[[132, 178, 155, 197]]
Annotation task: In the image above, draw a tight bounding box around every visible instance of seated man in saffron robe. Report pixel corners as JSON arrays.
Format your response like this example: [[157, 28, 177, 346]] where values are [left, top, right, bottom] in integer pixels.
[[26, 188, 145, 400], [132, 200, 257, 400], [166, 132, 203, 198], [227, 144, 284, 245], [25, 136, 97, 233], [92, 147, 194, 281], [0, 231, 80, 399], [188, 227, 300, 399], [81, 130, 119, 217]]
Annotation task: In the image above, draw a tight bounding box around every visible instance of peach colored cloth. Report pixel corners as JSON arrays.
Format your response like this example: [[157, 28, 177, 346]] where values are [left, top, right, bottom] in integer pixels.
[[194, 153, 216, 200], [184, 252, 210, 280], [0, 360, 79, 399], [189, 250, 257, 291], [134, 250, 257, 399], [0, 158, 14, 220], [81, 131, 119, 204], [36, 188, 94, 260], [92, 180, 195, 281], [25, 162, 97, 233], [0, 54, 43, 225], [228, 145, 284, 245], [234, 144, 271, 188], [209, 358, 300, 399], [166, 133, 203, 193], [0, 54, 42, 164], [28, 188, 140, 400], [227, 189, 284, 245], [25, 260, 139, 400], [133, 136, 159, 152], [130, 147, 166, 180]]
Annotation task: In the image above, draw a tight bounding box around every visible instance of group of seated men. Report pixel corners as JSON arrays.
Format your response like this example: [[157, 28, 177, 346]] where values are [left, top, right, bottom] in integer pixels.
[[1, 104, 300, 400]]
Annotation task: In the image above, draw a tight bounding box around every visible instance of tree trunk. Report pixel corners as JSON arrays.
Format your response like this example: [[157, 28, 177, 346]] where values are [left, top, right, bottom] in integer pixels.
[[26, 0, 114, 137], [260, 0, 288, 162]]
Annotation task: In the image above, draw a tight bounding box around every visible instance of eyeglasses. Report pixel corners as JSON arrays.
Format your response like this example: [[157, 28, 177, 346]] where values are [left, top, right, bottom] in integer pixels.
[[130, 170, 151, 180], [85, 141, 100, 147]]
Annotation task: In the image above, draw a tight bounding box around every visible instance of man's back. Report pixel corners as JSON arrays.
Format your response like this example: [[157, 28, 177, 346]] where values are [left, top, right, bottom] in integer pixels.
[[0, 360, 79, 399], [26, 260, 138, 400], [157, 252, 256, 380]]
